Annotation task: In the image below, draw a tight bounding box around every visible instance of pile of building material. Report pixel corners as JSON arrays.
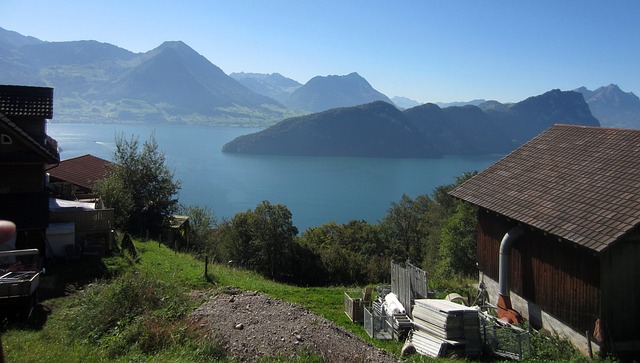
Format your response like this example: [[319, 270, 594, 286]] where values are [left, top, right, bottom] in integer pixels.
[[410, 299, 482, 358], [392, 314, 413, 340], [381, 292, 413, 339]]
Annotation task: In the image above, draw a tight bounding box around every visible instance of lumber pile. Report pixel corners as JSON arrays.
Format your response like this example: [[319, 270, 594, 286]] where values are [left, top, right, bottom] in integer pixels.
[[410, 299, 482, 358]]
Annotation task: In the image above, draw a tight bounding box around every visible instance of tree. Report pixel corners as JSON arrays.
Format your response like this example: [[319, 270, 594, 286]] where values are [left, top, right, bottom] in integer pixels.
[[300, 220, 386, 285], [179, 204, 217, 253], [247, 201, 299, 279], [437, 200, 478, 277], [213, 201, 299, 280], [95, 133, 180, 235], [379, 194, 434, 264]]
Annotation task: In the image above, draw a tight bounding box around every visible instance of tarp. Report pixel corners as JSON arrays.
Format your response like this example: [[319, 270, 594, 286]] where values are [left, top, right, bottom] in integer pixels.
[[49, 198, 95, 211]]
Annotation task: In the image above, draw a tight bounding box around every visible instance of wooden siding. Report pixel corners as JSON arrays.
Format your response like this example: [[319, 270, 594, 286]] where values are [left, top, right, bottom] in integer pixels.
[[0, 192, 49, 230], [600, 230, 640, 343], [0, 165, 44, 193], [477, 209, 600, 334]]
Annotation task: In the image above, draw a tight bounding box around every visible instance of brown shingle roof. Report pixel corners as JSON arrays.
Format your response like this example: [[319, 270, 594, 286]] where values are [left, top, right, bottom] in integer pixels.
[[48, 154, 113, 191], [450, 124, 640, 252]]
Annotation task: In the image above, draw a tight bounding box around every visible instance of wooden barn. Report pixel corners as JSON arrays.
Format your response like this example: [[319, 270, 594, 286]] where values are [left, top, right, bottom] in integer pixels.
[[0, 85, 59, 253], [450, 124, 640, 357]]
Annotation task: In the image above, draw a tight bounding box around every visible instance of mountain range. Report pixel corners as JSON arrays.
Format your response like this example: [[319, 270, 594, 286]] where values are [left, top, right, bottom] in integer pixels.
[[575, 84, 640, 129], [0, 27, 292, 125], [223, 89, 600, 158], [0, 27, 394, 124], [1, 26, 639, 130]]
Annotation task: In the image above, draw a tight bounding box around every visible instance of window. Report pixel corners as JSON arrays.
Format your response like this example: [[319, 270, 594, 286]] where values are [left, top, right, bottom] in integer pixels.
[[1, 134, 12, 145]]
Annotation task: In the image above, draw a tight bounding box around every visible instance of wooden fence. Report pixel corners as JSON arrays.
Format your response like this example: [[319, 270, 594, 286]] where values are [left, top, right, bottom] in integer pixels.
[[390, 261, 428, 318], [50, 209, 114, 251]]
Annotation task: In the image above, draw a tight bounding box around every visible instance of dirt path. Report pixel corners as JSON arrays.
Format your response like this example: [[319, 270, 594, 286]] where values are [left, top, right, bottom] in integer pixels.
[[188, 290, 400, 362]]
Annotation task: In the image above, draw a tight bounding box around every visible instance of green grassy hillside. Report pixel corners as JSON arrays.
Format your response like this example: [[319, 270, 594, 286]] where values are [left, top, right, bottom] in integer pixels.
[[1, 238, 602, 362], [1, 239, 400, 362]]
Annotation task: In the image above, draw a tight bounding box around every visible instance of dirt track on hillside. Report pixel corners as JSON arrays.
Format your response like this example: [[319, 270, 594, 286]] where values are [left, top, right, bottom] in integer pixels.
[[188, 289, 400, 362]]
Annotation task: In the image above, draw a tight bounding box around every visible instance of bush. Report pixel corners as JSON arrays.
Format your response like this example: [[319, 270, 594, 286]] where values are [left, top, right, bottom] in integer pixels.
[[65, 270, 191, 357], [179, 204, 218, 253]]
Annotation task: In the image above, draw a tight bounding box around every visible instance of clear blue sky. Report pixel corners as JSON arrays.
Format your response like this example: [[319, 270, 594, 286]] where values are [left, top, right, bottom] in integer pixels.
[[2, 0, 639, 103]]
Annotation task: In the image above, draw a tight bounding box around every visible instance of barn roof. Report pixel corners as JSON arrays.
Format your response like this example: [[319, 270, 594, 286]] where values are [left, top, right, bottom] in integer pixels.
[[450, 124, 640, 252], [48, 154, 113, 191]]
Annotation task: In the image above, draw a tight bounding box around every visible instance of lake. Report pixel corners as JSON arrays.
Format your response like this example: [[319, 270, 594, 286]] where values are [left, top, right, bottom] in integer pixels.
[[47, 122, 501, 232]]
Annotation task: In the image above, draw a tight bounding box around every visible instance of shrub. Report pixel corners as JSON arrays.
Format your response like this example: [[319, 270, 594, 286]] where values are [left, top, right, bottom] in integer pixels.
[[65, 270, 191, 357]]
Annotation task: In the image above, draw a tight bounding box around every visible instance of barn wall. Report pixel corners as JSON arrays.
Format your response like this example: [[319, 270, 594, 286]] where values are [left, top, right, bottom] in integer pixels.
[[482, 276, 598, 355], [477, 210, 600, 335], [600, 230, 640, 349]]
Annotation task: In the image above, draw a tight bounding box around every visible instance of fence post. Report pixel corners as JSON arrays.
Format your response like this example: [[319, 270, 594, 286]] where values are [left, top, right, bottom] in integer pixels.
[[205, 256, 209, 278]]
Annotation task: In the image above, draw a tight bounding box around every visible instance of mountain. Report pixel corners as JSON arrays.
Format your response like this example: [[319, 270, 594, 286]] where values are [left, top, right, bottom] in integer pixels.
[[107, 41, 282, 115], [392, 96, 421, 109], [285, 72, 394, 113], [223, 101, 439, 158], [230, 72, 301, 104], [0, 27, 292, 125], [223, 90, 600, 158], [0, 27, 42, 48], [435, 99, 487, 108], [575, 84, 640, 129]]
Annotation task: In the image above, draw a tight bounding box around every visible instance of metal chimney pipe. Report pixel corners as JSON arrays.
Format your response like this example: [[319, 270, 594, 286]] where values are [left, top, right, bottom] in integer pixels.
[[498, 225, 524, 297]]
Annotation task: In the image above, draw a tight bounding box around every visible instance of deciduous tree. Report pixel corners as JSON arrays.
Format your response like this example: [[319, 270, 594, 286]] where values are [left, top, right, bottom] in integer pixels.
[[96, 133, 180, 236]]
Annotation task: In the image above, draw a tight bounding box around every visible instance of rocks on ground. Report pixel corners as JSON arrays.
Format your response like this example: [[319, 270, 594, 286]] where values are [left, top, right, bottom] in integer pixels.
[[188, 289, 399, 362]]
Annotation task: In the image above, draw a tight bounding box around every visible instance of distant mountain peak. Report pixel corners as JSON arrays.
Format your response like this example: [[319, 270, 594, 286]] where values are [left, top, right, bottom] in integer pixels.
[[392, 96, 421, 109], [156, 40, 191, 51], [147, 40, 201, 58], [576, 84, 640, 128], [229, 72, 301, 104], [0, 26, 43, 47], [286, 73, 393, 113]]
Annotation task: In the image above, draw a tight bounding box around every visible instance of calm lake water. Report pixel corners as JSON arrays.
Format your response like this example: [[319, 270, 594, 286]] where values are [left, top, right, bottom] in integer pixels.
[[47, 122, 501, 232]]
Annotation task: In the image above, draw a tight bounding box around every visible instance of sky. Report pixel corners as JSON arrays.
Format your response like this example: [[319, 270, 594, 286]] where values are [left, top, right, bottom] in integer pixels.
[[2, 0, 639, 103]]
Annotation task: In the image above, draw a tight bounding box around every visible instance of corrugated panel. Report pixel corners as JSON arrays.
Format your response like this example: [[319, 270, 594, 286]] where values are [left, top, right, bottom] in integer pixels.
[[411, 299, 482, 358]]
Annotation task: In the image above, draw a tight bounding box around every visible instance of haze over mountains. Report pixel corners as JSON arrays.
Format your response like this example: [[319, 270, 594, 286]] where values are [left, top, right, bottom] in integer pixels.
[[1, 26, 639, 131]]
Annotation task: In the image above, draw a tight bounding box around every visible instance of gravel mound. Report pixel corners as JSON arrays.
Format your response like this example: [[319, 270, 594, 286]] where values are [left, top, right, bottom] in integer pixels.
[[188, 289, 400, 362]]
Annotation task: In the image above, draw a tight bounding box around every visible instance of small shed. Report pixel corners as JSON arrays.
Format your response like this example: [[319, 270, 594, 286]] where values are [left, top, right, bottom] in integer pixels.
[[450, 125, 640, 357], [163, 215, 190, 250], [47, 154, 113, 198]]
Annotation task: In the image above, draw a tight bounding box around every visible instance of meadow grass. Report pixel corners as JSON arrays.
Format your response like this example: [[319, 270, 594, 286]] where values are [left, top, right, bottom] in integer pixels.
[[2, 239, 403, 362], [1, 238, 602, 362]]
